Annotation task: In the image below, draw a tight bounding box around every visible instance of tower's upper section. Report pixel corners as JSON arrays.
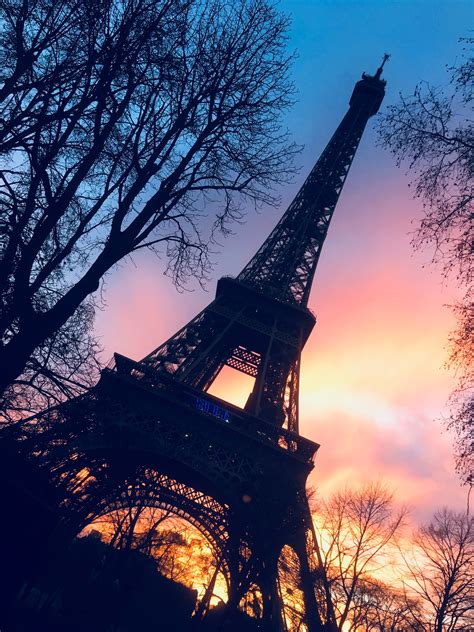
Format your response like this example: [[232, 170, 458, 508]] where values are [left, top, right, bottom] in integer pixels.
[[237, 59, 387, 306]]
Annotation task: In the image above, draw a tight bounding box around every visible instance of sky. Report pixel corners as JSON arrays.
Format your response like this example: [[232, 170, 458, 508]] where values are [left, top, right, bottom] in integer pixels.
[[94, 0, 472, 525]]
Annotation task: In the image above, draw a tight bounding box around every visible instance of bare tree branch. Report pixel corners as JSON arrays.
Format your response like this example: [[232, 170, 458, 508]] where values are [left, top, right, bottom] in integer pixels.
[[377, 37, 473, 485], [0, 0, 300, 411]]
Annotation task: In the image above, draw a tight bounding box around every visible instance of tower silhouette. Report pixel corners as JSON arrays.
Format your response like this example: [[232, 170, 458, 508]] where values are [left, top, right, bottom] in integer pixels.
[[23, 61, 387, 631]]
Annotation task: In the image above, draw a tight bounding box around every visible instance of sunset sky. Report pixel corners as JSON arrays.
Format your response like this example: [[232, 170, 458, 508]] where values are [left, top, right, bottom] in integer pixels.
[[94, 0, 471, 525]]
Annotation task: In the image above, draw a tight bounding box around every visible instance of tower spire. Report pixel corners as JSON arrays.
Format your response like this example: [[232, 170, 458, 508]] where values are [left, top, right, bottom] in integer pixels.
[[237, 64, 386, 305], [375, 53, 390, 79]]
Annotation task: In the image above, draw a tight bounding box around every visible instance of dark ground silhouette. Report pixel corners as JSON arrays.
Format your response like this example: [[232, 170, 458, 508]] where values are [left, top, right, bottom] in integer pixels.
[[5, 534, 261, 632]]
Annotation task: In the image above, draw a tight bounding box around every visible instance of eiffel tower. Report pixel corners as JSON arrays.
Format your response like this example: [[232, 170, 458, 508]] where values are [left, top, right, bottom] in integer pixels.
[[17, 59, 387, 631]]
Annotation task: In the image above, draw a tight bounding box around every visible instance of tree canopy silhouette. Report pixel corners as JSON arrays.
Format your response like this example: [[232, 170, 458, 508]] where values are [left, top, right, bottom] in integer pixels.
[[377, 38, 473, 485], [0, 0, 298, 409]]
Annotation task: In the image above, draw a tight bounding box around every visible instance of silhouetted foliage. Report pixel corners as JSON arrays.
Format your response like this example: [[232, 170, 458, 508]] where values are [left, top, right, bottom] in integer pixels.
[[400, 509, 474, 632], [0, 301, 100, 423], [349, 578, 423, 631], [447, 301, 473, 485], [89, 505, 215, 585], [0, 0, 298, 408], [204, 602, 262, 631], [378, 38, 473, 286], [82, 474, 221, 596], [377, 38, 473, 485]]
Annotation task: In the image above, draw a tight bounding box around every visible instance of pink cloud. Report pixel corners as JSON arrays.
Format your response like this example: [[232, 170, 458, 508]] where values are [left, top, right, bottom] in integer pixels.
[[303, 408, 466, 524]]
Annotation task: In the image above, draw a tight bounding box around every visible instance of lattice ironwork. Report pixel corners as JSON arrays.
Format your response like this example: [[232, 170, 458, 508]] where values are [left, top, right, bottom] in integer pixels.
[[237, 67, 386, 306], [92, 470, 233, 581], [227, 346, 261, 377]]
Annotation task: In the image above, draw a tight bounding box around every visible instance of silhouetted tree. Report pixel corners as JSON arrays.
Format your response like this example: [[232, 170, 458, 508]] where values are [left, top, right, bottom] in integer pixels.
[[93, 503, 172, 555], [1, 300, 100, 423], [447, 302, 473, 485], [401, 508, 474, 632], [348, 578, 423, 632], [377, 38, 473, 484], [0, 0, 298, 402], [311, 482, 406, 631], [87, 483, 219, 590]]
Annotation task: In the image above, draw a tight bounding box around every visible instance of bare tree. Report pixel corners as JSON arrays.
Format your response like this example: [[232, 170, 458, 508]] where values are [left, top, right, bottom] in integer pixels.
[[349, 578, 423, 632], [0, 0, 298, 400], [377, 38, 473, 484], [401, 508, 474, 632], [1, 300, 100, 423], [94, 504, 172, 555], [378, 38, 473, 285], [447, 302, 473, 485], [311, 482, 406, 631], [87, 494, 218, 590]]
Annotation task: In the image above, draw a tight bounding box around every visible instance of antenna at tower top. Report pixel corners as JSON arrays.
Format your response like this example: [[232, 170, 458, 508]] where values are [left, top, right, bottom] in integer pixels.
[[375, 53, 390, 79]]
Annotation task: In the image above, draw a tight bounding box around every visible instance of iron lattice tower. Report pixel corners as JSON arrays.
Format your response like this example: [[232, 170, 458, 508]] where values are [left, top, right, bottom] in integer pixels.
[[20, 62, 387, 631]]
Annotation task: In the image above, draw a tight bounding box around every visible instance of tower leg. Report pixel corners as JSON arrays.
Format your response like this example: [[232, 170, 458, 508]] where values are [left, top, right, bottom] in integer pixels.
[[260, 552, 286, 632], [294, 533, 324, 632], [226, 530, 243, 610], [218, 530, 253, 629]]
